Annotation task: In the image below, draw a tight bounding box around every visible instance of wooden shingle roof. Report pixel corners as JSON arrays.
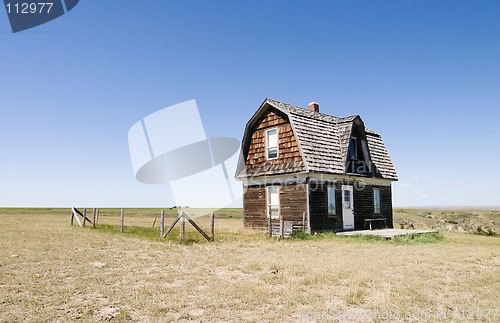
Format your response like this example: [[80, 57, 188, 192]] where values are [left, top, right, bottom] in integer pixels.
[[237, 98, 398, 180]]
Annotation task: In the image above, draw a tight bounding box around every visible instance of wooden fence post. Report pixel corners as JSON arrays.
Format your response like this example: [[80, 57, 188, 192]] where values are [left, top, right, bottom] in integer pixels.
[[160, 210, 165, 237], [71, 207, 83, 227], [280, 215, 284, 239], [92, 208, 96, 228], [70, 210, 74, 226], [120, 209, 124, 233], [302, 212, 306, 231], [210, 212, 215, 241], [268, 215, 272, 238], [82, 208, 87, 227], [180, 215, 185, 243]]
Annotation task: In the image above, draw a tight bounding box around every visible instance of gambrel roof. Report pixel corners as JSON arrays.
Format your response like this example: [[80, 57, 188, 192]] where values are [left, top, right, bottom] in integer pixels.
[[236, 98, 398, 180]]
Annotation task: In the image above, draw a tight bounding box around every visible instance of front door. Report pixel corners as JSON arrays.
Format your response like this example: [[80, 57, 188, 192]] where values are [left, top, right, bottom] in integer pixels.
[[342, 185, 354, 230]]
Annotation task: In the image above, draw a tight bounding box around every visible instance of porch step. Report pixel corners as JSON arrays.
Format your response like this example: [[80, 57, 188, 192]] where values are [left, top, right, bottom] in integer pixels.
[[271, 221, 304, 238]]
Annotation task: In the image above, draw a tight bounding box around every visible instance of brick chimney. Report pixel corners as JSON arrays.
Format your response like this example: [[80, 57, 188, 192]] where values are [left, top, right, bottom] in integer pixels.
[[308, 102, 319, 113]]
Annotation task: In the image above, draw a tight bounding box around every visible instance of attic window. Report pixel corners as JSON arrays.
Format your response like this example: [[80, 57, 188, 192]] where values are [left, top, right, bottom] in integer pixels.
[[266, 128, 278, 160], [348, 136, 358, 160]]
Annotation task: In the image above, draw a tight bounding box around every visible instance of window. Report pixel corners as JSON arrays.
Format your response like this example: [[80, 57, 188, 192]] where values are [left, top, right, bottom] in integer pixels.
[[267, 186, 279, 219], [348, 136, 358, 160], [373, 188, 381, 214], [266, 128, 278, 160], [343, 189, 351, 209], [327, 186, 336, 216]]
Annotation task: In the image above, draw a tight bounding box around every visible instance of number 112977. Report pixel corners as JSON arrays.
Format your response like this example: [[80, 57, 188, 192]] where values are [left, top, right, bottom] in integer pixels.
[[5, 2, 54, 14]]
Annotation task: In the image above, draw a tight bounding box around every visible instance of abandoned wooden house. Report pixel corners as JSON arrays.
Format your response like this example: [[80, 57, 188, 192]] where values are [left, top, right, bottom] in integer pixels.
[[235, 98, 398, 234]]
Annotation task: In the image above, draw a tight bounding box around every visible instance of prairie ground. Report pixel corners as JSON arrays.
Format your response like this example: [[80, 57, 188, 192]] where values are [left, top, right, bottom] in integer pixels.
[[0, 208, 499, 322]]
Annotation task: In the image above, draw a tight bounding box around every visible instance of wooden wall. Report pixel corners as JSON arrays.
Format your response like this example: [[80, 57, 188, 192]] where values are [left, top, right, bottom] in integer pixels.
[[280, 184, 308, 225], [309, 183, 343, 231], [353, 184, 393, 229], [246, 110, 303, 172], [309, 181, 393, 231], [243, 185, 267, 228], [243, 183, 308, 229], [243, 180, 394, 231]]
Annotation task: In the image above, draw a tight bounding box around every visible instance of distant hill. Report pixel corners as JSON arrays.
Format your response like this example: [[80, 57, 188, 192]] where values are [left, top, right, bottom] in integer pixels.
[[394, 208, 500, 236]]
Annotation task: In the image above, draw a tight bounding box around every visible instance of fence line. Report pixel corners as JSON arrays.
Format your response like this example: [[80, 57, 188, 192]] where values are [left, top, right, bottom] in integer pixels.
[[70, 208, 216, 243]]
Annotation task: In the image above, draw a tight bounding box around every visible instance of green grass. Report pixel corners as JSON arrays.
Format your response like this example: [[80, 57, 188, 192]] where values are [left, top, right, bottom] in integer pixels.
[[91, 224, 211, 244], [392, 232, 445, 244], [289, 230, 445, 244], [475, 226, 500, 237], [92, 224, 163, 241]]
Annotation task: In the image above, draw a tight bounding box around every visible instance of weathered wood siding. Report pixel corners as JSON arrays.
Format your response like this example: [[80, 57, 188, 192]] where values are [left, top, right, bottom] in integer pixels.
[[309, 183, 343, 232], [243, 186, 267, 228], [353, 184, 393, 229], [280, 184, 308, 225], [245, 110, 305, 176], [308, 181, 393, 231], [243, 180, 393, 231], [243, 183, 308, 229]]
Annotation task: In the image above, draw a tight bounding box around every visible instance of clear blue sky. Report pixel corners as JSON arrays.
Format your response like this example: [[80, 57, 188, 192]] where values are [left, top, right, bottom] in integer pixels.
[[1, 1, 499, 207]]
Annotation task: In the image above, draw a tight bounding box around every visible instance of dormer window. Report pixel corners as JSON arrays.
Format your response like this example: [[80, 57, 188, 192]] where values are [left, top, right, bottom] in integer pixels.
[[348, 136, 358, 160], [266, 128, 278, 160]]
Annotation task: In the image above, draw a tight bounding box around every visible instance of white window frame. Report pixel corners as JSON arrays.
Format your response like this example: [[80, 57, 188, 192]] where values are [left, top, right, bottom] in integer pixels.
[[265, 128, 278, 160], [327, 186, 336, 216], [373, 188, 381, 214], [266, 186, 280, 219]]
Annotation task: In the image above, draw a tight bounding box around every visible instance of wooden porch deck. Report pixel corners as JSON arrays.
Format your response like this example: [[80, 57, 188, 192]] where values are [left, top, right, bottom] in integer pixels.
[[336, 228, 439, 239]]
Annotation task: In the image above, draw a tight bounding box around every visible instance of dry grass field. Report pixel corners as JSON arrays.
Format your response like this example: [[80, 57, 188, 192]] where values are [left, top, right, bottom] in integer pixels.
[[1, 208, 499, 322]]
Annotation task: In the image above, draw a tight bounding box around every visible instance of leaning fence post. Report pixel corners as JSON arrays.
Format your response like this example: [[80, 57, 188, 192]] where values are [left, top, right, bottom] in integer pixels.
[[70, 209, 74, 226], [92, 208, 96, 228], [120, 209, 124, 233], [160, 210, 165, 237], [210, 212, 215, 241], [82, 208, 87, 227]]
